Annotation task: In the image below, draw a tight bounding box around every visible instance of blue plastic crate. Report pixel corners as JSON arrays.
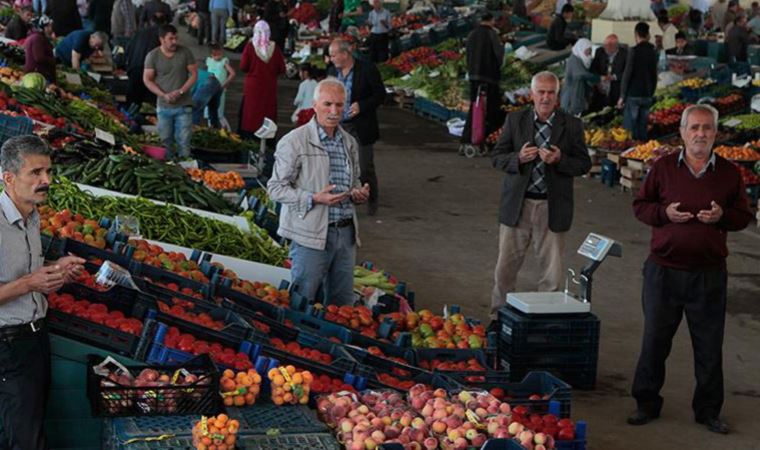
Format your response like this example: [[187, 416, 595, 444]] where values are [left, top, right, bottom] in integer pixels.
[[0, 113, 33, 146], [413, 97, 453, 122], [600, 158, 620, 187], [130, 261, 212, 299], [464, 371, 573, 418]]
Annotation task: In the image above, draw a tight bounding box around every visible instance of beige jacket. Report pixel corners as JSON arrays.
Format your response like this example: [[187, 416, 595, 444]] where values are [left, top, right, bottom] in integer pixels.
[[267, 118, 362, 250]]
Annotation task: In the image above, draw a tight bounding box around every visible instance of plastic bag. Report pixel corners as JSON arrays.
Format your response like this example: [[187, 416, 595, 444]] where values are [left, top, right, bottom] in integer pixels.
[[471, 87, 487, 145]]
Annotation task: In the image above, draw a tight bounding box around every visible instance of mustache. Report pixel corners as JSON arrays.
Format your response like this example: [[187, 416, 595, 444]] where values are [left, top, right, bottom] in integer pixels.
[[35, 185, 49, 193], [327, 115, 341, 121]]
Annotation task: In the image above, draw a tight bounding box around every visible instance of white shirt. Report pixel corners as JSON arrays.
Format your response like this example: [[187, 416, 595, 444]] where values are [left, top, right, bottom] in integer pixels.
[[692, 0, 710, 13], [369, 8, 392, 34]]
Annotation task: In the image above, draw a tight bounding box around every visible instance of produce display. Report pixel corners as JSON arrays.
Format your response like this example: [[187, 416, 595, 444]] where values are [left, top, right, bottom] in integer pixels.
[[47, 291, 144, 336], [191, 127, 258, 153], [192, 413, 240, 450], [187, 168, 246, 191], [38, 206, 108, 247], [163, 325, 254, 370], [721, 114, 760, 131], [268, 365, 313, 405], [382, 310, 487, 349], [733, 162, 760, 185], [220, 369, 262, 406], [585, 127, 631, 147], [677, 78, 714, 89], [321, 304, 382, 337], [622, 140, 679, 164], [714, 145, 760, 161]]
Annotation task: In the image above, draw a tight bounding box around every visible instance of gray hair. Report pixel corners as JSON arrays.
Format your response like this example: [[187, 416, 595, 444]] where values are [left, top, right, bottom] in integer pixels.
[[313, 77, 348, 102], [531, 71, 560, 93], [680, 104, 719, 129], [330, 38, 353, 55], [0, 135, 51, 174]]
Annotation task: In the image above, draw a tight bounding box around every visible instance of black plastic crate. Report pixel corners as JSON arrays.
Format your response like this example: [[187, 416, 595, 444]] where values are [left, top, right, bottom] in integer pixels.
[[415, 348, 509, 384], [501, 354, 598, 391], [463, 371, 573, 418], [134, 276, 214, 309], [87, 353, 222, 417], [214, 283, 285, 322], [130, 261, 212, 300], [57, 237, 132, 268], [231, 404, 328, 435], [47, 283, 154, 359], [497, 307, 601, 354]]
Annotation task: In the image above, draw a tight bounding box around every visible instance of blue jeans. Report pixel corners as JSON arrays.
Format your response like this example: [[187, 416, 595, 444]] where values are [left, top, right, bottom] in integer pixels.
[[157, 105, 193, 159], [289, 225, 356, 306], [623, 97, 653, 142], [192, 78, 222, 128]]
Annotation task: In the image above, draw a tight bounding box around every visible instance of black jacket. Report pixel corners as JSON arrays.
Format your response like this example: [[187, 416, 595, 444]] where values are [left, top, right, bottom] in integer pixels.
[[620, 41, 658, 100], [466, 24, 504, 85], [492, 108, 591, 232], [4, 15, 29, 41], [140, 0, 172, 28], [327, 59, 386, 146], [46, 0, 83, 37], [88, 0, 114, 34], [590, 46, 627, 103], [126, 25, 160, 72], [665, 44, 695, 56], [726, 25, 750, 63], [546, 15, 571, 50]]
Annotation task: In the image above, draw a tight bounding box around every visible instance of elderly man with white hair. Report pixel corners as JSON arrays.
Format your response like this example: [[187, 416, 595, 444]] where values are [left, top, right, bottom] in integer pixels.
[[268, 78, 371, 307], [590, 33, 628, 110], [629, 104, 752, 434], [489, 71, 592, 316]]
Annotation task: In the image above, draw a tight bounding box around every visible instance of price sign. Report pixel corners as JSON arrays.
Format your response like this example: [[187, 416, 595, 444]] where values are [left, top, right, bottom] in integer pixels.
[[87, 71, 102, 83], [723, 118, 742, 128], [95, 128, 116, 146], [64, 73, 82, 85]]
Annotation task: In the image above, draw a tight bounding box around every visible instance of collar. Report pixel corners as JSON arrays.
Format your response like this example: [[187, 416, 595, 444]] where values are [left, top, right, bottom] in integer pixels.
[[0, 190, 32, 226], [338, 64, 354, 80], [533, 110, 556, 126], [316, 121, 343, 143], [677, 148, 716, 171]]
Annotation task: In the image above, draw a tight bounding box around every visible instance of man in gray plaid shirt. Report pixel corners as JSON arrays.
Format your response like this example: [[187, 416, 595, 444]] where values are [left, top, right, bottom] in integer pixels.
[[268, 78, 371, 306]]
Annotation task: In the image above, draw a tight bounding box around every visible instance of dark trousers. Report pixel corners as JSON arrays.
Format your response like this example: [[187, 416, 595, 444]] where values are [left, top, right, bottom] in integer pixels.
[[126, 66, 152, 109], [192, 77, 222, 128], [461, 81, 504, 145], [341, 123, 379, 207], [0, 327, 51, 450], [369, 33, 389, 63], [197, 11, 211, 45], [632, 259, 727, 421], [623, 96, 652, 142]]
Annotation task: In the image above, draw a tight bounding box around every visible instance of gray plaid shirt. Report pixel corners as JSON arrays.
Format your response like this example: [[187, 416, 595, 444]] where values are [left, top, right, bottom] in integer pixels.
[[526, 111, 555, 195], [317, 125, 355, 222]]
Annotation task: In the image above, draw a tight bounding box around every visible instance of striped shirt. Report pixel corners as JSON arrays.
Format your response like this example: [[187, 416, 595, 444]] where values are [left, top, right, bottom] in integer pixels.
[[336, 67, 354, 122], [317, 125, 355, 223], [0, 191, 45, 326]]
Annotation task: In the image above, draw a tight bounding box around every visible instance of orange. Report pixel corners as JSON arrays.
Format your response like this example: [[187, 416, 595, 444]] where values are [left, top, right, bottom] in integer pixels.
[[291, 373, 303, 385], [285, 365, 296, 375], [216, 414, 228, 425], [273, 375, 285, 386], [301, 371, 313, 384], [283, 392, 293, 403], [267, 368, 279, 379], [273, 395, 284, 405], [225, 434, 236, 445], [223, 396, 234, 406], [233, 395, 245, 406], [245, 393, 255, 404], [223, 369, 234, 379]]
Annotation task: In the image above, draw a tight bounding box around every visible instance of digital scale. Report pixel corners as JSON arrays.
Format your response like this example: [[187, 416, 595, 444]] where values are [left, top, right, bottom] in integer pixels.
[[507, 233, 622, 314]]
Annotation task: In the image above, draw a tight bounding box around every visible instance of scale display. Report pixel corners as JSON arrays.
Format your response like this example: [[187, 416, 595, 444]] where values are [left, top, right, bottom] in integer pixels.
[[577, 233, 616, 261]]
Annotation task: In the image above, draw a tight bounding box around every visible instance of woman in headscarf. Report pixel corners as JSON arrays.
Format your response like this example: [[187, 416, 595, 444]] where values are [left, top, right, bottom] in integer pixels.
[[238, 20, 286, 138], [24, 15, 56, 82], [560, 38, 600, 116]]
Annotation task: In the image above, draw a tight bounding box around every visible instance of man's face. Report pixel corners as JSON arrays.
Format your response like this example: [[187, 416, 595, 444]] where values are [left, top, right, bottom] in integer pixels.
[[329, 45, 351, 69], [676, 37, 687, 49], [3, 154, 53, 206], [89, 35, 103, 51], [161, 32, 179, 52], [681, 110, 716, 160], [532, 78, 558, 117], [314, 86, 346, 130], [604, 39, 618, 55], [562, 11, 573, 21], [372, 0, 381, 10]]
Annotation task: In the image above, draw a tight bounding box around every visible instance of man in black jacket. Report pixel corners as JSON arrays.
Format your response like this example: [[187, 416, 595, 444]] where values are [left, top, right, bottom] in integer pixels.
[[4, 6, 33, 41], [140, 0, 172, 29], [196, 0, 211, 45], [619, 22, 658, 141], [88, 0, 114, 34], [726, 15, 756, 64], [546, 4, 576, 50], [590, 33, 627, 110], [126, 14, 163, 109], [46, 0, 83, 37], [666, 32, 696, 56], [328, 38, 385, 216], [489, 71, 591, 315], [461, 13, 505, 149]]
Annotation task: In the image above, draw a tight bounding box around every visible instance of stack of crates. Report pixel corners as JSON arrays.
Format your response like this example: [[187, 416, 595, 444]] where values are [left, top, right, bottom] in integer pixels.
[[497, 306, 600, 390]]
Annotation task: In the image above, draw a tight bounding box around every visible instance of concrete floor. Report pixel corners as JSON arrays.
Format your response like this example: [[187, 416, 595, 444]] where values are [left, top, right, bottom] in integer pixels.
[[186, 35, 760, 449]]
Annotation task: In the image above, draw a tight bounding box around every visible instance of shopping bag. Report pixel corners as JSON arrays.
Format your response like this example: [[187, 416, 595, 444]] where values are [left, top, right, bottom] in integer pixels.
[[471, 87, 487, 145]]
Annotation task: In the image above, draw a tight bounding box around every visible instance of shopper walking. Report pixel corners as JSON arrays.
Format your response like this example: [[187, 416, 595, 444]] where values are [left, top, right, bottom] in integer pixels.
[[126, 14, 162, 109], [111, 0, 138, 45], [546, 4, 576, 50], [628, 104, 752, 434], [139, 0, 171, 29], [461, 13, 504, 151], [0, 135, 85, 450], [619, 22, 658, 142], [143, 24, 198, 159], [723, 0, 740, 32], [195, 0, 211, 45], [367, 0, 391, 62], [24, 15, 56, 82], [210, 0, 233, 45], [46, 0, 82, 37], [264, 0, 289, 51], [328, 38, 385, 216], [590, 34, 627, 110], [560, 38, 599, 116], [489, 71, 591, 315], [268, 78, 370, 306], [4, 6, 33, 41], [239, 20, 285, 137]]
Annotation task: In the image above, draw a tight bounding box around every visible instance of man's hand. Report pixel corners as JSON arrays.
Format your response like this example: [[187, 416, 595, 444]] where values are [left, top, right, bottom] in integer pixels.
[[313, 184, 350, 205], [518, 142, 539, 163], [666, 202, 694, 223], [539, 145, 562, 165], [349, 102, 360, 118], [23, 265, 65, 295], [616, 98, 624, 109], [697, 201, 723, 224], [55, 255, 86, 283], [350, 183, 370, 204]]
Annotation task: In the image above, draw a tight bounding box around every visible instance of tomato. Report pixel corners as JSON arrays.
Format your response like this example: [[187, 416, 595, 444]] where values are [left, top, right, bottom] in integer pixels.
[[557, 427, 575, 441], [557, 418, 574, 429]]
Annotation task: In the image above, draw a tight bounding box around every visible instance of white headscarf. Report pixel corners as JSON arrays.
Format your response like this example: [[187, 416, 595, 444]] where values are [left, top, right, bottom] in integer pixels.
[[572, 38, 593, 69], [252, 20, 274, 62]]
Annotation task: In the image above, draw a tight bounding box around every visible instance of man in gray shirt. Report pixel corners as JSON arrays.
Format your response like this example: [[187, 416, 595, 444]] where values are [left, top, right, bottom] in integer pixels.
[[0, 135, 84, 450], [367, 0, 391, 62], [144, 24, 198, 159]]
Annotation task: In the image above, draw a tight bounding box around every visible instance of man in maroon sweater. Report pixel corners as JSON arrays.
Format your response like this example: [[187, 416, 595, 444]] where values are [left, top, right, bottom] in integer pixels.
[[628, 104, 753, 434]]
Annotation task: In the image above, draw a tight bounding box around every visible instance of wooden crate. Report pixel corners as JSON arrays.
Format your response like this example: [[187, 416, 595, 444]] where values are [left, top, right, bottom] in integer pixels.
[[620, 165, 643, 180], [394, 93, 414, 110], [620, 177, 642, 192]]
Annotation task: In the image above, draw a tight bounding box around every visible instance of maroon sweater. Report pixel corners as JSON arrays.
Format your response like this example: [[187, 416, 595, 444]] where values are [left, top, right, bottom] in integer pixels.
[[24, 31, 56, 83], [633, 151, 753, 270]]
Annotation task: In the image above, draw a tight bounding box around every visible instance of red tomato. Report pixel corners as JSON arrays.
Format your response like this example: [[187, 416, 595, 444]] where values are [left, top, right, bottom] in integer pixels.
[[558, 427, 575, 441]]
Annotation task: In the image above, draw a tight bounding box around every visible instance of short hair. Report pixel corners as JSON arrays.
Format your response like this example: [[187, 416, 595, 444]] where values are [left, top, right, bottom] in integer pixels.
[[19, 5, 33, 13], [313, 77, 348, 102], [0, 135, 50, 174], [531, 71, 560, 92], [657, 10, 669, 24], [635, 22, 649, 38], [680, 104, 718, 130], [299, 63, 315, 78], [330, 38, 352, 54], [481, 12, 494, 22], [91, 31, 108, 44], [675, 31, 687, 40], [561, 4, 574, 14], [210, 43, 223, 52], [159, 24, 178, 38], [728, 0, 738, 7], [735, 13, 747, 24]]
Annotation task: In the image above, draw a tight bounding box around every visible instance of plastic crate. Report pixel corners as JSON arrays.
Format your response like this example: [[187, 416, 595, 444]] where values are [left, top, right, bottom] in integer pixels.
[[130, 261, 212, 299], [497, 307, 601, 354], [464, 371, 573, 418], [214, 283, 286, 322], [501, 353, 598, 390], [239, 432, 341, 450], [600, 158, 620, 187], [0, 113, 33, 146], [87, 353, 222, 417], [56, 237, 133, 268], [154, 300, 260, 350], [47, 283, 154, 359], [103, 434, 197, 450], [103, 414, 199, 448], [231, 404, 328, 435], [415, 348, 509, 384], [134, 277, 213, 310], [413, 97, 453, 122]]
